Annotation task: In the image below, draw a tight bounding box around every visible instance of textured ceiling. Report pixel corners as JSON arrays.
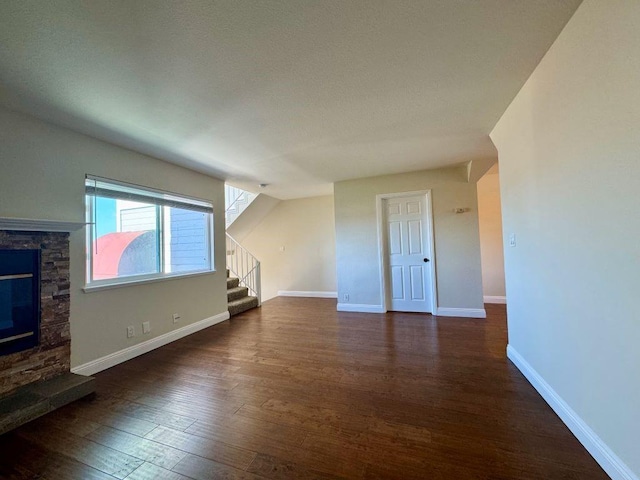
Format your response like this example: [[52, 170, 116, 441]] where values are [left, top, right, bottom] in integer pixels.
[[0, 0, 581, 199]]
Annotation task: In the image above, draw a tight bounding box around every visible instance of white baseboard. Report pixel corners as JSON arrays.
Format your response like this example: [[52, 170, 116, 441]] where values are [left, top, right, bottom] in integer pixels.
[[483, 295, 507, 304], [336, 305, 486, 317], [337, 303, 385, 314], [435, 307, 486, 318], [71, 311, 231, 376], [278, 290, 337, 298], [507, 345, 637, 480]]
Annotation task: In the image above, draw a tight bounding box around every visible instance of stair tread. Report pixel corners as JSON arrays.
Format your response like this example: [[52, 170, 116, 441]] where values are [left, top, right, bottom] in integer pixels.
[[227, 286, 247, 293]]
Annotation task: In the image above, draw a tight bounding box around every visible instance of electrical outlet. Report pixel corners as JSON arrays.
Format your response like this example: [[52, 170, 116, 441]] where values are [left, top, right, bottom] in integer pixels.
[[509, 233, 516, 247], [172, 313, 181, 324], [343, 293, 349, 302], [126, 326, 135, 338], [142, 321, 151, 334]]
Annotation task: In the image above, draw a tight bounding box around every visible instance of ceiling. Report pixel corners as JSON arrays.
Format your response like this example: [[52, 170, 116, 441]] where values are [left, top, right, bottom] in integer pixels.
[[0, 0, 581, 199]]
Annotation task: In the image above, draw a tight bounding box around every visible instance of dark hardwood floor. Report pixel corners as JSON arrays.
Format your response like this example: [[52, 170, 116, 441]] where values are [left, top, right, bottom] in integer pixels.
[[0, 298, 608, 479]]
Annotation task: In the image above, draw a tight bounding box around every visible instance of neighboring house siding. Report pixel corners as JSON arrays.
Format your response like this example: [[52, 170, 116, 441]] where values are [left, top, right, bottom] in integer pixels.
[[169, 209, 209, 272], [120, 205, 156, 232]]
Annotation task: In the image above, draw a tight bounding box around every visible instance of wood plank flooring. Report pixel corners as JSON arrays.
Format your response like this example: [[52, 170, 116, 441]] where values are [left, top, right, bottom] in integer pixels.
[[0, 298, 608, 479]]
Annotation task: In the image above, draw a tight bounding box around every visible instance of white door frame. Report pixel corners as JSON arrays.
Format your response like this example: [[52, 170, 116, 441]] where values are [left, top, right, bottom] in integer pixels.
[[376, 190, 438, 314]]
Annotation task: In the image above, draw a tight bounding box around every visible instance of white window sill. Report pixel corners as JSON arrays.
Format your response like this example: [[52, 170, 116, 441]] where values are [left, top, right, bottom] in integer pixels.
[[83, 270, 216, 293]]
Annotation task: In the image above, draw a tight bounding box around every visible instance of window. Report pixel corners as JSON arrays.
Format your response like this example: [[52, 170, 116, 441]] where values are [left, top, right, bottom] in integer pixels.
[[85, 175, 214, 288]]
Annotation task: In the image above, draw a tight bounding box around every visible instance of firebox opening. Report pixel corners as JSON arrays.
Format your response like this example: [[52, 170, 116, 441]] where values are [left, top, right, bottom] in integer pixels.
[[0, 249, 40, 356]]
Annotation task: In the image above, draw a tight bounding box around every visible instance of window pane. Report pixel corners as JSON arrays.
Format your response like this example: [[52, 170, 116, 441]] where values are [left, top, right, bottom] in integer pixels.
[[85, 176, 214, 286], [92, 198, 160, 281], [165, 206, 210, 273]]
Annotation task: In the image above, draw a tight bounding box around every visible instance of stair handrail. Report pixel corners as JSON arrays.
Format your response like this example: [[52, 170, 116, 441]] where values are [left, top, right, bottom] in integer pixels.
[[225, 233, 261, 306]]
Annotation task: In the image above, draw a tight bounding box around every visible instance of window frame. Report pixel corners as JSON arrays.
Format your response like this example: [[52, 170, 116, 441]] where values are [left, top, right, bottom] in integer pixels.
[[84, 175, 215, 291]]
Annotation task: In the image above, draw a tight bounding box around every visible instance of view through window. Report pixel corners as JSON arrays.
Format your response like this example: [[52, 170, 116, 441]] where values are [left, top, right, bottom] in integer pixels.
[[85, 176, 214, 286]]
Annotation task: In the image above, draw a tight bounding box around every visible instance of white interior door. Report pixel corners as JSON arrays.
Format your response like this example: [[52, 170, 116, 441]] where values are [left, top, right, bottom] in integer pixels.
[[385, 195, 433, 313]]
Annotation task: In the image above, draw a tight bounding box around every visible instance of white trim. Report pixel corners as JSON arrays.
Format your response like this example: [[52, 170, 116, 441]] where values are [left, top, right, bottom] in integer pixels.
[[71, 311, 230, 376], [0, 217, 86, 232], [278, 291, 337, 298], [376, 190, 438, 314], [507, 345, 638, 480], [376, 198, 387, 311], [483, 295, 507, 304], [426, 192, 438, 314], [435, 307, 486, 318], [337, 303, 385, 314], [82, 269, 216, 293]]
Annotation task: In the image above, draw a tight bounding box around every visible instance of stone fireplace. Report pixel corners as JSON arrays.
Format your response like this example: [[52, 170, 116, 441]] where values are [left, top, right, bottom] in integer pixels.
[[0, 218, 94, 434], [0, 229, 71, 397]]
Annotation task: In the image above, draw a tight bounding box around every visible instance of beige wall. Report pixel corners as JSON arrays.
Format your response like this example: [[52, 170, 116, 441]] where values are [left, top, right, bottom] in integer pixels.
[[226, 193, 280, 244], [0, 108, 228, 368], [242, 195, 336, 301], [491, 1, 640, 477], [334, 167, 484, 311], [476, 167, 506, 299]]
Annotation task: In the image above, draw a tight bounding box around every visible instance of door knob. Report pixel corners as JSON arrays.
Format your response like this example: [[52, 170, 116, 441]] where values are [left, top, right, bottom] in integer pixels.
[[423, 258, 429, 263]]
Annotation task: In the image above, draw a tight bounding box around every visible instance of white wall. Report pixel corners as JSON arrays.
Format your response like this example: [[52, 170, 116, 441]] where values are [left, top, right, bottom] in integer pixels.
[[491, 1, 640, 477], [334, 167, 484, 312], [241, 195, 336, 301], [0, 108, 228, 368], [476, 166, 506, 300]]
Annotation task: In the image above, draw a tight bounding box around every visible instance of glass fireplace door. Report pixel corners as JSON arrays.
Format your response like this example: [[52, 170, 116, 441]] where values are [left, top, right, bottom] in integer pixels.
[[0, 250, 40, 355]]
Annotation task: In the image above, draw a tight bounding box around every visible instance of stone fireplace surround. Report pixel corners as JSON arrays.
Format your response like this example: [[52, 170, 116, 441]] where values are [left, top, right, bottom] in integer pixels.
[[0, 229, 71, 397], [0, 218, 94, 434]]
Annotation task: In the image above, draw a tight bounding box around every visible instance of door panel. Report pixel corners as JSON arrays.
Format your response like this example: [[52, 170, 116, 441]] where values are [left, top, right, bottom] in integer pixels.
[[386, 195, 433, 313], [391, 265, 404, 299], [407, 200, 421, 214], [410, 265, 425, 300], [408, 220, 423, 254], [388, 221, 403, 255]]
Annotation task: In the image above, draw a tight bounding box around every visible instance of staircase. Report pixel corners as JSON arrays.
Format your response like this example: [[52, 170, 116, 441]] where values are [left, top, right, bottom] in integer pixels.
[[227, 268, 259, 316], [225, 186, 262, 316]]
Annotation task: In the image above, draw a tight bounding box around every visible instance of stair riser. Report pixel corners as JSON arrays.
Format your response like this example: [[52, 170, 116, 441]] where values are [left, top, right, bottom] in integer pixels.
[[229, 296, 259, 317], [226, 269, 258, 315], [227, 287, 249, 302]]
